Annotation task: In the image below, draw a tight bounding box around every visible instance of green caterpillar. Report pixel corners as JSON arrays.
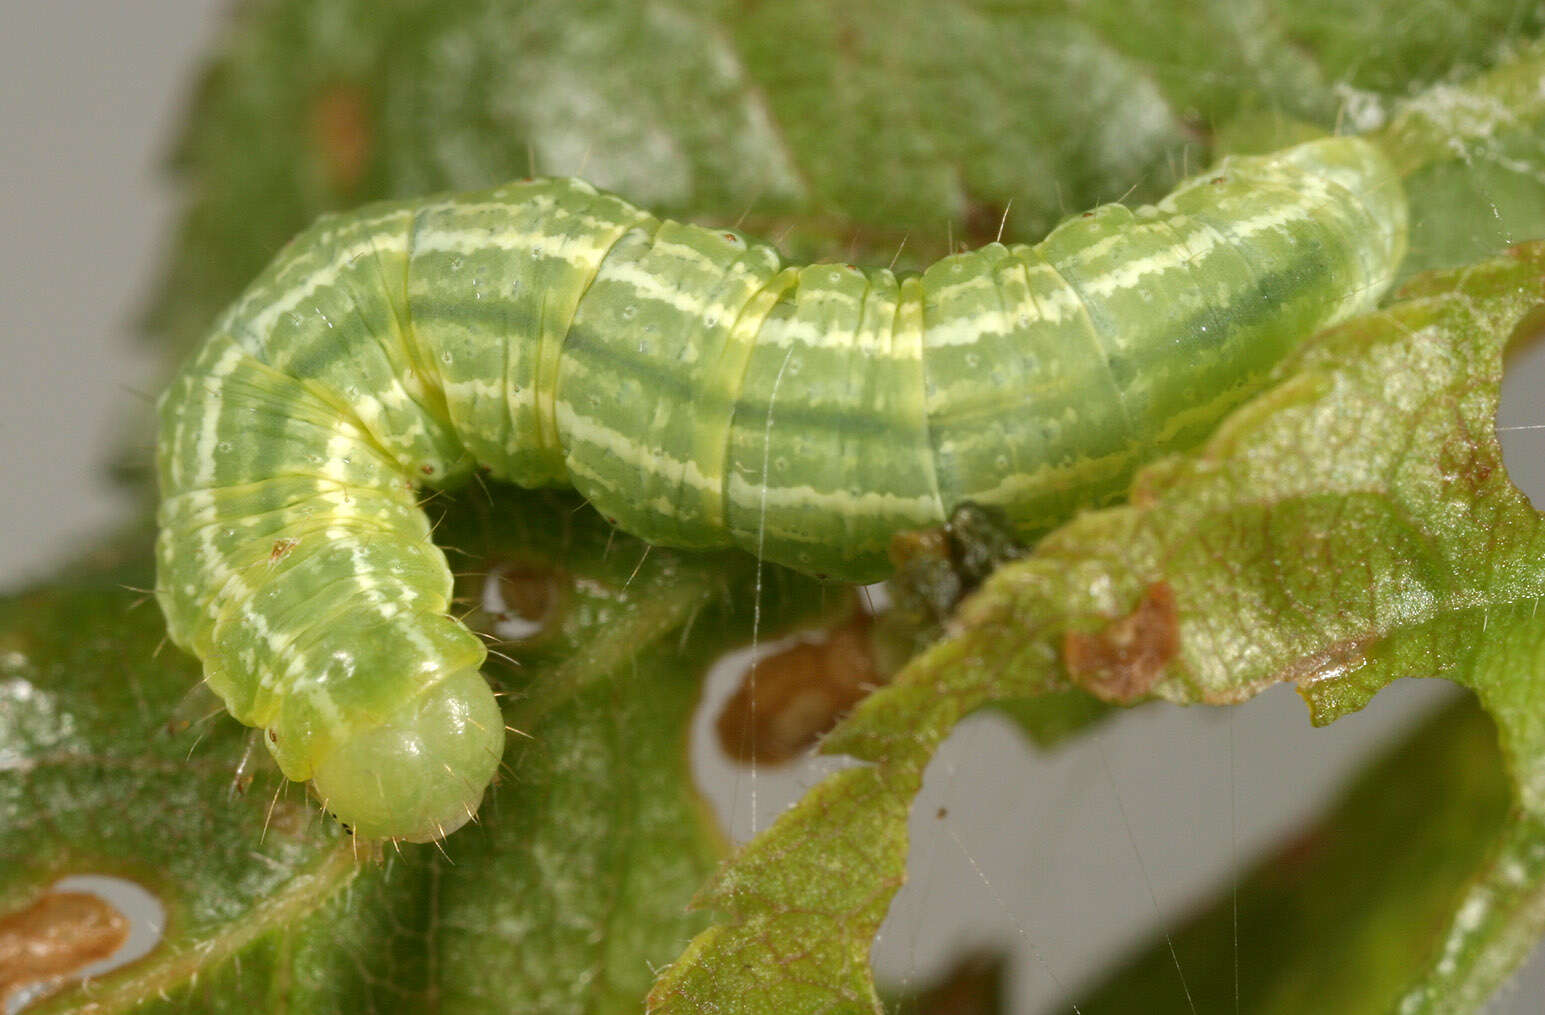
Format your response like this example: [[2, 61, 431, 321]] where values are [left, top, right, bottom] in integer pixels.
[[155, 136, 1407, 842]]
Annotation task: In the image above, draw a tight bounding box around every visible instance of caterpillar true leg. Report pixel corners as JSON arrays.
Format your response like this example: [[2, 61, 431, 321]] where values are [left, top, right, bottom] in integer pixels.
[[155, 136, 1405, 840]]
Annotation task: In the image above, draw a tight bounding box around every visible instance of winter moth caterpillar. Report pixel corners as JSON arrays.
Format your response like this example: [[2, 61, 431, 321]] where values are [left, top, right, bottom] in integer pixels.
[[155, 136, 1406, 841]]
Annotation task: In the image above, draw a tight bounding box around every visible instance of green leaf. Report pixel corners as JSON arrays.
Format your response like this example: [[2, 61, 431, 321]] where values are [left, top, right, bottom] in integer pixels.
[[0, 556, 353, 1013], [653, 242, 1545, 1010], [923, 245, 1545, 785], [1376, 38, 1545, 279], [145, 0, 1544, 361], [420, 491, 830, 1014], [648, 763, 914, 1014], [2, 488, 828, 1012]]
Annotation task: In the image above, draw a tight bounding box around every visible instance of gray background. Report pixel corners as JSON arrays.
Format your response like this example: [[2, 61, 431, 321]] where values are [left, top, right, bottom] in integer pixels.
[[3, 3, 1544, 1012]]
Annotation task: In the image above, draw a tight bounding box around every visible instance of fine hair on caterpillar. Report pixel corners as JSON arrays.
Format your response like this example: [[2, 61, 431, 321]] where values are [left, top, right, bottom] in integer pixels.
[[154, 136, 1407, 841]]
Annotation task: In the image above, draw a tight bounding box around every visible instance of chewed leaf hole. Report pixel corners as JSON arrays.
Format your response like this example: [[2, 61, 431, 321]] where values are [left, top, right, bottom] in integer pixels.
[[714, 607, 880, 767], [478, 559, 569, 642], [691, 633, 866, 846], [1498, 311, 1545, 510], [3, 875, 162, 1014]]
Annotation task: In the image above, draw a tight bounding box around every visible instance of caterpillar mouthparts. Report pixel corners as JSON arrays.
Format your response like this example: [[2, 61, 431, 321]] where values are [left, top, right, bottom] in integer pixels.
[[308, 667, 504, 842]]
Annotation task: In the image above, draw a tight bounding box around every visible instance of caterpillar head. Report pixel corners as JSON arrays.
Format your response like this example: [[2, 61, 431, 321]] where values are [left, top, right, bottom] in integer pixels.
[[308, 667, 505, 842]]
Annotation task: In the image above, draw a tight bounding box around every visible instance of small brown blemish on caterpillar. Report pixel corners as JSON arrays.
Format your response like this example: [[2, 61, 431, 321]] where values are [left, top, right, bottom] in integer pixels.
[[0, 890, 130, 1007], [268, 537, 299, 564], [1063, 581, 1180, 704], [716, 604, 880, 765]]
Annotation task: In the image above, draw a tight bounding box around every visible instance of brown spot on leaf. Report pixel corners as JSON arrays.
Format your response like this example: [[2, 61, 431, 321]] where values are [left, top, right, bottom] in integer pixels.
[[268, 537, 299, 564], [1438, 421, 1501, 493], [1064, 582, 1179, 704], [1284, 636, 1372, 697], [310, 83, 372, 195], [717, 607, 881, 765], [480, 559, 568, 643], [835, 20, 860, 55], [0, 891, 130, 1005]]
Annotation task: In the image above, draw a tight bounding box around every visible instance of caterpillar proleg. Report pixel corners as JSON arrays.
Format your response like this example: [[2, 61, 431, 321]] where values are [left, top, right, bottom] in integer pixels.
[[155, 136, 1406, 840]]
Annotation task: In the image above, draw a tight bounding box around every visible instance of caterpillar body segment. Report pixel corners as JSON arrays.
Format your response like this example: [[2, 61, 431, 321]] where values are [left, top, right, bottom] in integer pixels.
[[155, 136, 1406, 840]]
